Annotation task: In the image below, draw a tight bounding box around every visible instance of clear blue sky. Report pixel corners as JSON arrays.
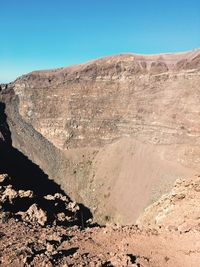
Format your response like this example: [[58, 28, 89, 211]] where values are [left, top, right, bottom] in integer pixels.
[[0, 0, 200, 83]]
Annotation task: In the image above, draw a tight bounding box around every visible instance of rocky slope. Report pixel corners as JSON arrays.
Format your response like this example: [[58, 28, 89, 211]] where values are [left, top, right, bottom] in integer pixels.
[[1, 49, 200, 224], [137, 175, 200, 231], [1, 173, 200, 267]]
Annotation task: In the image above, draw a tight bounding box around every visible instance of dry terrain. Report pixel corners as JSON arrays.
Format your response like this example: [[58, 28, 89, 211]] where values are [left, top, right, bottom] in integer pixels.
[[1, 49, 200, 266], [1, 173, 200, 267], [1, 48, 200, 224]]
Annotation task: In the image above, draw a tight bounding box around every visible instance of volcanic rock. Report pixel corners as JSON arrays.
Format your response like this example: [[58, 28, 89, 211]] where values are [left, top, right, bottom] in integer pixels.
[[0, 173, 82, 227], [1, 174, 200, 266], [0, 174, 7, 183], [137, 175, 200, 231], [19, 204, 47, 226], [1, 49, 200, 224]]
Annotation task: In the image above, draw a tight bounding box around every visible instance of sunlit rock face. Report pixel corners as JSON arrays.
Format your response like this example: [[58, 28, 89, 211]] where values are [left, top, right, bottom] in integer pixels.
[[1, 49, 200, 224]]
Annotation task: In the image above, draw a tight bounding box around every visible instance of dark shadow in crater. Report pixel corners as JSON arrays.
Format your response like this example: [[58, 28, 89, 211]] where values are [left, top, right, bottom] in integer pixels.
[[0, 101, 62, 196], [0, 102, 12, 146], [0, 101, 93, 227], [0, 143, 65, 196]]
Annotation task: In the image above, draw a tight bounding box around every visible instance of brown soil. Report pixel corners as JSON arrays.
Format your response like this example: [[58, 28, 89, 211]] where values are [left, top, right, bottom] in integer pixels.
[[1, 173, 200, 267], [1, 216, 200, 266]]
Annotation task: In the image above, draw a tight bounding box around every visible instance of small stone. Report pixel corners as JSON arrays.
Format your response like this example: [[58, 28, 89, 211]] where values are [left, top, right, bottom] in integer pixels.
[[19, 204, 47, 226], [2, 186, 18, 203], [48, 233, 62, 243], [46, 243, 54, 253], [57, 212, 66, 222], [0, 174, 9, 183], [18, 190, 33, 198], [44, 194, 55, 200]]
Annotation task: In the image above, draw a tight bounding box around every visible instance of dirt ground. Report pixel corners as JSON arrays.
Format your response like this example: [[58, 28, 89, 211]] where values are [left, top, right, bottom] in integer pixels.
[[1, 173, 200, 267], [1, 218, 200, 267]]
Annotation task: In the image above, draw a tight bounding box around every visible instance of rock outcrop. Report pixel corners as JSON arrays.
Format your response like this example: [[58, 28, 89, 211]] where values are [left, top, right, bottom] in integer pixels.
[[1, 49, 200, 224], [137, 175, 200, 232], [2, 176, 200, 267], [0, 173, 83, 227]]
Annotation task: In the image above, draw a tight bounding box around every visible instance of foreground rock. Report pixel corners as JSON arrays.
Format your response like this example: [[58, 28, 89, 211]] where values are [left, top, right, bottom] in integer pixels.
[[1, 173, 200, 266], [0, 174, 81, 227], [18, 204, 47, 226], [1, 213, 200, 266]]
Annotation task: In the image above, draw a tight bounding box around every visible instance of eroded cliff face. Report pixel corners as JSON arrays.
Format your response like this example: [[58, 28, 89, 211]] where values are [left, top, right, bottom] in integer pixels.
[[1, 49, 200, 224]]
